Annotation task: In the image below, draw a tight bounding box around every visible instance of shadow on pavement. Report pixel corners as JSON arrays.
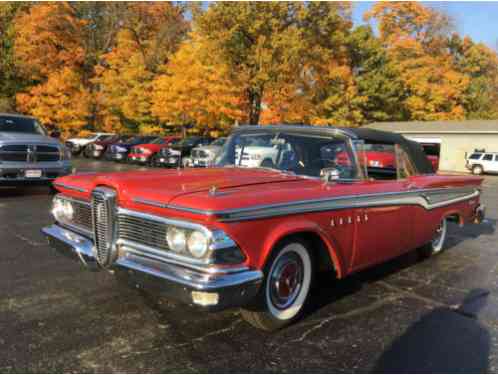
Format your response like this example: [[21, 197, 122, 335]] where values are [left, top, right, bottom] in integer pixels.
[[373, 288, 490, 373]]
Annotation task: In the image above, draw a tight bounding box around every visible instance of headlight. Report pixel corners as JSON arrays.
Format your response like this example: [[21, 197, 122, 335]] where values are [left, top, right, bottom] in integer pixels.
[[187, 231, 209, 258], [95, 145, 104, 151], [52, 196, 74, 223], [116, 146, 127, 152], [251, 154, 262, 160], [166, 227, 187, 253]]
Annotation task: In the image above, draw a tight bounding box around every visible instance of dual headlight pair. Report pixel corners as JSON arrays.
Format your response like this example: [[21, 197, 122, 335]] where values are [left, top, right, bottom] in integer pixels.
[[52, 196, 74, 223], [166, 227, 210, 259]]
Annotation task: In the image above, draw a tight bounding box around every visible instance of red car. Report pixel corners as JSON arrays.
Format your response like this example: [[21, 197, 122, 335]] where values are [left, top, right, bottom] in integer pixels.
[[127, 135, 180, 165], [43, 126, 485, 331]]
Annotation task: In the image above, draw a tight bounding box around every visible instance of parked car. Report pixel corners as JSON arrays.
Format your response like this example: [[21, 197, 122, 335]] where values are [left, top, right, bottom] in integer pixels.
[[43, 125, 485, 331], [466, 151, 498, 175], [0, 113, 72, 187], [128, 135, 181, 165], [85, 135, 130, 159], [65, 132, 114, 156], [154, 136, 213, 168], [191, 137, 227, 167], [105, 135, 159, 162]]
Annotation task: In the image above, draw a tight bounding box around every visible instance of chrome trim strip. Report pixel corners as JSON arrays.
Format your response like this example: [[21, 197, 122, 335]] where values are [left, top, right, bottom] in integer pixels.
[[132, 186, 480, 222], [54, 182, 88, 193]]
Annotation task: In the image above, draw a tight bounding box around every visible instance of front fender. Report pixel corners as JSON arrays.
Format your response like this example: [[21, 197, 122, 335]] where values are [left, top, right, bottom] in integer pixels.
[[261, 220, 345, 278]]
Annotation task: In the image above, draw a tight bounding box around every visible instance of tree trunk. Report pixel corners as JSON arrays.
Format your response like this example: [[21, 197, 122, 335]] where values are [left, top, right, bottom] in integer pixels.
[[248, 88, 262, 125]]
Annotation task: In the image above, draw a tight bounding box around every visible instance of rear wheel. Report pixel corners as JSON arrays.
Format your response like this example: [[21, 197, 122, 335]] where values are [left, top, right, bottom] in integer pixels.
[[241, 239, 314, 331], [418, 218, 448, 258], [472, 165, 484, 175]]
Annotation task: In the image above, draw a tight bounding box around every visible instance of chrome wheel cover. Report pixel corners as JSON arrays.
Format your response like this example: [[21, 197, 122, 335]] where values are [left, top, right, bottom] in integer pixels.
[[431, 219, 447, 253], [269, 253, 304, 310]]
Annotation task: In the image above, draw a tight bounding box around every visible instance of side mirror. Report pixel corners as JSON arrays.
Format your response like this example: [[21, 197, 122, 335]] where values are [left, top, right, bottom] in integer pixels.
[[321, 167, 341, 182], [50, 131, 61, 139]]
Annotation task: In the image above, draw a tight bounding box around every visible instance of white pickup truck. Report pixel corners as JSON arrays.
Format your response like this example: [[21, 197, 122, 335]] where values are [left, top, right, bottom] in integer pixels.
[[65, 132, 114, 155]]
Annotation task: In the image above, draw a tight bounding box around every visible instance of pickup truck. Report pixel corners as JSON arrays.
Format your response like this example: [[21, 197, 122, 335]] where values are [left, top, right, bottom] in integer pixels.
[[0, 113, 72, 187]]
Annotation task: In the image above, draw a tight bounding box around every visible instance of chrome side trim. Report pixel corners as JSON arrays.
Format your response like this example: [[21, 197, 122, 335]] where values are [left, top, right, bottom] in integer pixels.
[[54, 182, 88, 193], [132, 186, 480, 222]]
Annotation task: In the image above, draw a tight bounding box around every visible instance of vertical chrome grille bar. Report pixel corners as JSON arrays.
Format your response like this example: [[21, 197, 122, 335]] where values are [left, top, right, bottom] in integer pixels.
[[91, 187, 117, 267]]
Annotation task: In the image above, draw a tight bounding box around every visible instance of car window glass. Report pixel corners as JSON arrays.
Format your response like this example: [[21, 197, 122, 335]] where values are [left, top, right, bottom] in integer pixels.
[[395, 145, 417, 179], [0, 116, 46, 135], [469, 153, 482, 160], [483, 154, 493, 161], [359, 142, 397, 180], [495, 155, 498, 162]]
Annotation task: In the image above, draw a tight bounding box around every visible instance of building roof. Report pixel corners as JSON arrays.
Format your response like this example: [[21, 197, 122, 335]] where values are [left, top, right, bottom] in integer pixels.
[[366, 120, 498, 134]]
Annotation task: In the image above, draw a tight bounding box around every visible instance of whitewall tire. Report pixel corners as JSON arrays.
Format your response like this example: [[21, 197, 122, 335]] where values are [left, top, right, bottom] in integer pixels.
[[241, 239, 314, 331]]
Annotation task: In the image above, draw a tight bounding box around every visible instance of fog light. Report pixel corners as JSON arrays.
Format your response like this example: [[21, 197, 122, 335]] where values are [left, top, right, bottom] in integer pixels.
[[191, 291, 219, 306]]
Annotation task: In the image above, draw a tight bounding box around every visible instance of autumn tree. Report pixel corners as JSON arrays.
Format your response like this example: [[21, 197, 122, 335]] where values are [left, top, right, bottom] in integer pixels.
[[93, 2, 188, 134], [449, 34, 498, 119], [17, 67, 92, 137], [151, 34, 246, 134], [365, 2, 469, 121], [14, 2, 86, 82]]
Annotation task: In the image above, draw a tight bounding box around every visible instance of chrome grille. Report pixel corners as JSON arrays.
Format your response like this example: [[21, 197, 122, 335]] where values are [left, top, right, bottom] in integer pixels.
[[71, 199, 92, 232], [0, 144, 60, 162], [118, 213, 171, 252], [91, 187, 117, 267]]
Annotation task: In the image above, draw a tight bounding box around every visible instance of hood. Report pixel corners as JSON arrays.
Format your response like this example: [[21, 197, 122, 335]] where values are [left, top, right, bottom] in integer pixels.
[[55, 168, 308, 207], [0, 132, 60, 145]]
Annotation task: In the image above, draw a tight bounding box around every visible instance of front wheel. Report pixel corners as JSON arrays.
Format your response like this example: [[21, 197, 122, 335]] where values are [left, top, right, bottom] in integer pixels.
[[472, 165, 484, 175], [418, 218, 448, 258], [241, 239, 314, 331]]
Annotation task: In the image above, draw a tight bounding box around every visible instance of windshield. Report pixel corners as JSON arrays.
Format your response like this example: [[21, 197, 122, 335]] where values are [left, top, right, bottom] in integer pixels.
[[178, 137, 200, 147], [117, 136, 134, 143], [211, 138, 226, 146], [0, 116, 47, 135], [215, 130, 360, 179], [151, 138, 166, 144], [83, 133, 98, 139]]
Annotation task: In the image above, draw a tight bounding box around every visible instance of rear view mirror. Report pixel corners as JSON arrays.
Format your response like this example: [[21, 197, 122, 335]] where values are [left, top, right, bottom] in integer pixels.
[[50, 131, 61, 139]]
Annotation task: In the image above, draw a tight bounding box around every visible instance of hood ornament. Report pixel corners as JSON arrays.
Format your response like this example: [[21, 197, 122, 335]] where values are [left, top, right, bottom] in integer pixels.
[[209, 185, 218, 196]]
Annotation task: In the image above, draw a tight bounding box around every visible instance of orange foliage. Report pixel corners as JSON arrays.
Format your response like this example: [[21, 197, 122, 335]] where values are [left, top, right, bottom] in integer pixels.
[[14, 2, 85, 80], [16, 67, 91, 137]]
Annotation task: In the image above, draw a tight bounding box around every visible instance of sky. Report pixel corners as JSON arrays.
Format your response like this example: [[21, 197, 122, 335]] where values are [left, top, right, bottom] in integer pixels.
[[351, 1, 498, 50]]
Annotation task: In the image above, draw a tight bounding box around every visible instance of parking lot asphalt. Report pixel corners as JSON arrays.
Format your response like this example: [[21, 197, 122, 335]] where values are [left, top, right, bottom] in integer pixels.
[[1, 158, 498, 373]]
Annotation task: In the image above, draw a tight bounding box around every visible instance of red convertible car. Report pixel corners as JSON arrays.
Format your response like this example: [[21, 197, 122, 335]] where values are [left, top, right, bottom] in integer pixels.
[[43, 125, 485, 331]]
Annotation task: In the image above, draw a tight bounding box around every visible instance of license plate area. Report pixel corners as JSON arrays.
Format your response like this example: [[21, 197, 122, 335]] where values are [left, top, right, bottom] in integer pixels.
[[25, 169, 43, 178]]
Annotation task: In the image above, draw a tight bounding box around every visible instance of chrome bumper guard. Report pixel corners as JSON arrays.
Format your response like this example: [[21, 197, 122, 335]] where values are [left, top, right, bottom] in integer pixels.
[[42, 224, 263, 310], [475, 204, 486, 224]]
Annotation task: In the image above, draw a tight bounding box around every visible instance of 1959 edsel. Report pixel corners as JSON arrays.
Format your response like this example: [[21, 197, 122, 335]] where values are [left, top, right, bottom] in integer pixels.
[[42, 125, 485, 331]]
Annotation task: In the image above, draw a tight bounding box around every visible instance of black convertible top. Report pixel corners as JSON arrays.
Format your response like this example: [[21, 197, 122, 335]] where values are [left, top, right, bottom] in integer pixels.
[[234, 125, 435, 174], [347, 128, 434, 174]]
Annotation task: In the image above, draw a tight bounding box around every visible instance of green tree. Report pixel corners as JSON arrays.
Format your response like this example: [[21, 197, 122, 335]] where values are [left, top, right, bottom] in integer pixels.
[[347, 25, 407, 122]]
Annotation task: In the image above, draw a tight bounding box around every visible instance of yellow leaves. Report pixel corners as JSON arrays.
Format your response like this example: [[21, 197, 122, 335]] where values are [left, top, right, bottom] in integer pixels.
[[14, 2, 86, 81], [151, 34, 246, 132], [16, 67, 91, 137]]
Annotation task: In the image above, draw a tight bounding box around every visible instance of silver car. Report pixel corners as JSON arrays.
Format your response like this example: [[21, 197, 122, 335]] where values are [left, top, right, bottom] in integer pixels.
[[0, 113, 72, 186], [190, 137, 227, 167]]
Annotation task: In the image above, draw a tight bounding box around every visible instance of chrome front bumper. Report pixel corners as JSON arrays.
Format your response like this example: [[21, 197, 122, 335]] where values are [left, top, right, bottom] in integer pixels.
[[0, 162, 72, 184], [42, 225, 263, 310]]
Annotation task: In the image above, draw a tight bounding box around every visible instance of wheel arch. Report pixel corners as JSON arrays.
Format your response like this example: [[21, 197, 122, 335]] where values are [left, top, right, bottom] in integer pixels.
[[261, 222, 344, 278]]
